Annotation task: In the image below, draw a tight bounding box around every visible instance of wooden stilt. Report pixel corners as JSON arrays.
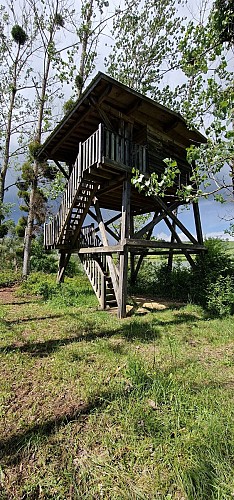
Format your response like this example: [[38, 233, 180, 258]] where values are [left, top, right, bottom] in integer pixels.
[[57, 252, 71, 283], [167, 211, 177, 272], [130, 214, 135, 285], [193, 202, 204, 244], [118, 176, 131, 318]]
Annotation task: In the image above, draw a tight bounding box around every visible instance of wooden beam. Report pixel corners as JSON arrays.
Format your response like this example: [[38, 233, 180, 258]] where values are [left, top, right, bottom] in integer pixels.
[[125, 239, 204, 250], [101, 103, 134, 124], [134, 201, 180, 238], [51, 105, 91, 155], [54, 160, 69, 180], [193, 202, 204, 245], [130, 214, 135, 284], [118, 176, 131, 318], [88, 209, 119, 242], [97, 176, 125, 196], [163, 119, 179, 133], [57, 252, 71, 283], [89, 95, 115, 132], [132, 223, 155, 284], [78, 245, 123, 254], [167, 211, 177, 272], [164, 217, 196, 269], [153, 195, 199, 244]]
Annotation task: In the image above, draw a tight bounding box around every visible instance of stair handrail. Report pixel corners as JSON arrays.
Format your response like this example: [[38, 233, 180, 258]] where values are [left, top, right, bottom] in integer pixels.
[[80, 253, 106, 309]]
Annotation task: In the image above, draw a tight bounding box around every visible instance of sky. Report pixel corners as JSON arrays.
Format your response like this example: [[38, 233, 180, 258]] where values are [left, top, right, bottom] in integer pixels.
[[2, 0, 233, 241]]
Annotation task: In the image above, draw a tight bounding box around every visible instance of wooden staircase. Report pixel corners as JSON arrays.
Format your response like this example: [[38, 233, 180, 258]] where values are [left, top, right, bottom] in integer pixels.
[[79, 225, 118, 309], [44, 140, 119, 309]]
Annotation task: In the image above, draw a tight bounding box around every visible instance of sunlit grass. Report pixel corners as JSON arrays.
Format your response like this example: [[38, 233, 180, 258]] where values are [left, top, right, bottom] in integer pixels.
[[0, 272, 233, 499]]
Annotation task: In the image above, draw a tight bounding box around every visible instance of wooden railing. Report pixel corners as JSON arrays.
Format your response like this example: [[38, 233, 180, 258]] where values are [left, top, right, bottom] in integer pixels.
[[104, 128, 147, 173], [44, 124, 148, 248], [79, 224, 102, 248]]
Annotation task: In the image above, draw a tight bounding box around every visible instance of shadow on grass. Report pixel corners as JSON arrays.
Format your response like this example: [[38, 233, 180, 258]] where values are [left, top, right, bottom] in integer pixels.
[[0, 390, 120, 465], [0, 323, 161, 356], [0, 299, 39, 306], [181, 439, 233, 500], [0, 310, 205, 357], [154, 312, 204, 327], [5, 313, 64, 325]]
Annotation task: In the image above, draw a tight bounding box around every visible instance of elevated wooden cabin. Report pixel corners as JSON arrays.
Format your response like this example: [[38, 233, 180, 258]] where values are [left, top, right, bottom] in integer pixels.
[[38, 72, 206, 318]]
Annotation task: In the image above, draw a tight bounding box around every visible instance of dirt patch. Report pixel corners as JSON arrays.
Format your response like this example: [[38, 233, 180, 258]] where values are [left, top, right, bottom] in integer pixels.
[[0, 286, 36, 307], [0, 286, 18, 304], [130, 295, 186, 314]]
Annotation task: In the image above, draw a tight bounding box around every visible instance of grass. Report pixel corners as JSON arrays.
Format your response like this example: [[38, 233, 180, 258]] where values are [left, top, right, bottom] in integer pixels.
[[0, 272, 234, 499]]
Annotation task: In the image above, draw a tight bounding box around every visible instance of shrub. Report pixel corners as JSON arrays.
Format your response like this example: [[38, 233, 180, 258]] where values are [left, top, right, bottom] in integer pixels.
[[18, 271, 97, 308], [130, 238, 234, 316], [191, 238, 234, 308], [0, 270, 21, 287], [30, 237, 58, 273], [206, 276, 234, 317]]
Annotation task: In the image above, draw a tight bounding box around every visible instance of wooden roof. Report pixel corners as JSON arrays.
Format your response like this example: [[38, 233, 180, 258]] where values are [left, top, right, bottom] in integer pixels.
[[38, 72, 206, 164]]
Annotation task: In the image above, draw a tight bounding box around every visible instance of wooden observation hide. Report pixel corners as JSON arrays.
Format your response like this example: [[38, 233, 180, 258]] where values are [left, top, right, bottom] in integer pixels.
[[38, 72, 206, 318]]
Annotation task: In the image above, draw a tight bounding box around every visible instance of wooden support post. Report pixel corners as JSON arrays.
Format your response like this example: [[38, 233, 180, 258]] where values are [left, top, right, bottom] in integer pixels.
[[130, 214, 135, 285], [118, 176, 131, 318], [167, 211, 177, 272], [193, 202, 204, 244], [57, 252, 71, 283]]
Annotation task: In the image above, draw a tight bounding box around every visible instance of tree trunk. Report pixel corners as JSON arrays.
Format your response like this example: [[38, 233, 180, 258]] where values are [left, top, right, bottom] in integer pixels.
[[22, 182, 36, 278]]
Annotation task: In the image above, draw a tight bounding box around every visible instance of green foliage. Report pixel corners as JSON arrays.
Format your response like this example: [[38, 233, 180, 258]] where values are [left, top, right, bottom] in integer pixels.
[[191, 238, 234, 307], [18, 271, 97, 307], [206, 276, 234, 316], [1, 268, 234, 498], [132, 259, 191, 301], [0, 235, 23, 272], [132, 238, 234, 316], [214, 0, 234, 44], [0, 223, 8, 238], [63, 98, 76, 114], [108, 0, 234, 216], [54, 13, 65, 28], [132, 159, 181, 199], [28, 140, 41, 159], [15, 216, 27, 237], [0, 269, 21, 286], [30, 237, 58, 273], [11, 25, 27, 45]]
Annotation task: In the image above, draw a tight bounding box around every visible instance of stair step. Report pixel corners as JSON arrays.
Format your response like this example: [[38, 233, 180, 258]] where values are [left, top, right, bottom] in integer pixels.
[[106, 300, 118, 306]]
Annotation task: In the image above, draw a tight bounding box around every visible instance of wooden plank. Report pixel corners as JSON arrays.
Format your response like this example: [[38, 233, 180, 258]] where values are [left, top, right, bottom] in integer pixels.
[[125, 239, 205, 250]]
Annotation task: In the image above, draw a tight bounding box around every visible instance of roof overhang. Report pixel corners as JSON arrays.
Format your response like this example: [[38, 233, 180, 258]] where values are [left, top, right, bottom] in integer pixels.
[[38, 72, 206, 165]]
